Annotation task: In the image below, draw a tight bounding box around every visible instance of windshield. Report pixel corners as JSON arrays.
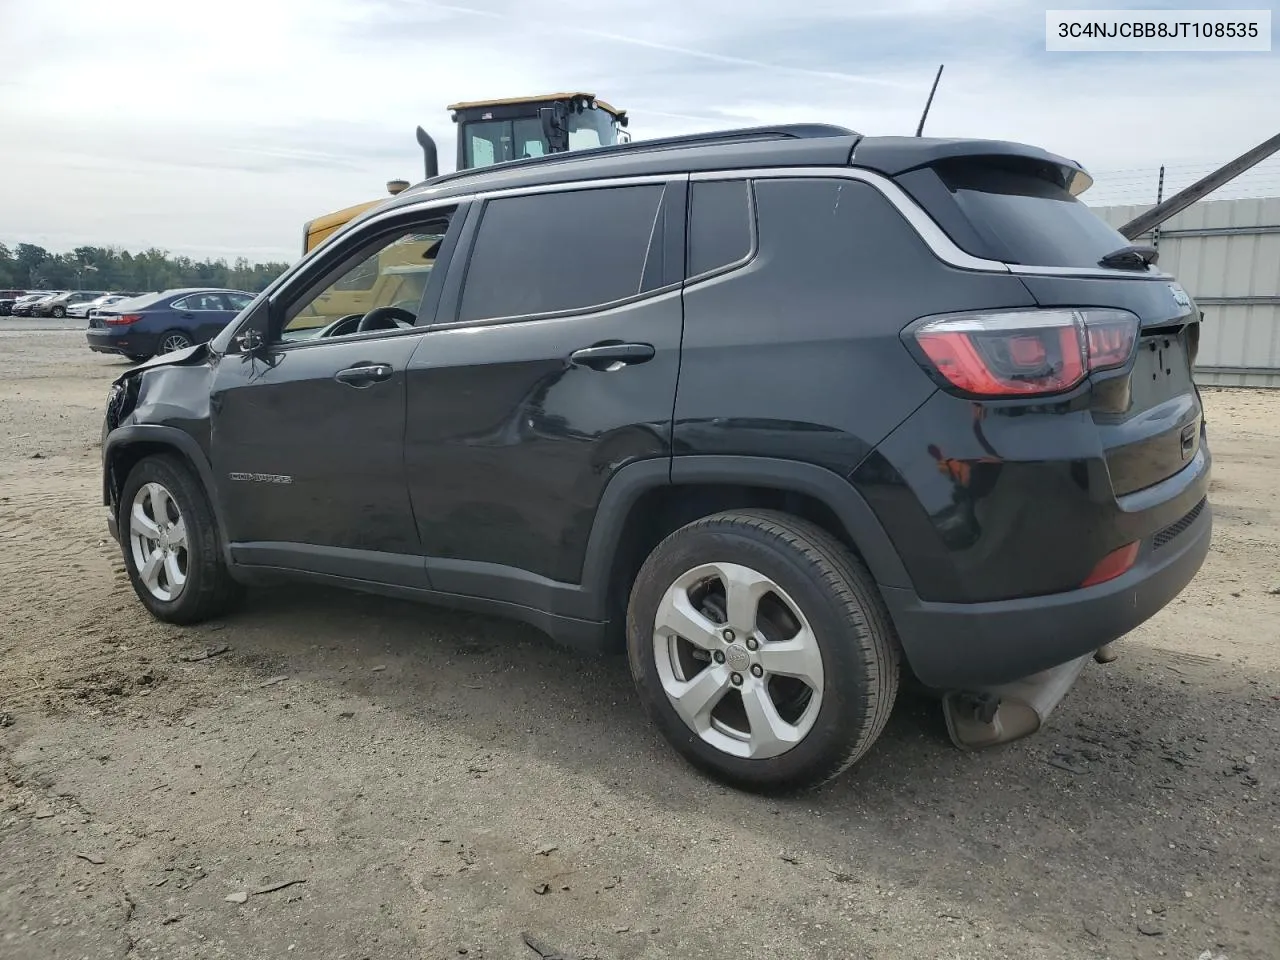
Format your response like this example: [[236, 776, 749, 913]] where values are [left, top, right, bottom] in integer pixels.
[[567, 108, 619, 150]]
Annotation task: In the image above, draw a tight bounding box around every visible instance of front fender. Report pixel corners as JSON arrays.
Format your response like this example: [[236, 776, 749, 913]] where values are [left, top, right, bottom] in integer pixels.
[[102, 424, 231, 565]]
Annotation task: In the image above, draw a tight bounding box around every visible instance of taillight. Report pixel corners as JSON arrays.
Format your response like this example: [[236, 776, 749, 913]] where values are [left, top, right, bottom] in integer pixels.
[[105, 314, 143, 326], [907, 308, 1139, 398]]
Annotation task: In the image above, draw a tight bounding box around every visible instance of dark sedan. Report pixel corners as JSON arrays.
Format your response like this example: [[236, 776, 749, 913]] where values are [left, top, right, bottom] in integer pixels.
[[86, 288, 255, 361]]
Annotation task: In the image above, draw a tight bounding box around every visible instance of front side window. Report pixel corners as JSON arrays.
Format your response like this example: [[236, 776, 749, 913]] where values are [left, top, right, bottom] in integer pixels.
[[280, 215, 452, 342], [457, 184, 664, 323]]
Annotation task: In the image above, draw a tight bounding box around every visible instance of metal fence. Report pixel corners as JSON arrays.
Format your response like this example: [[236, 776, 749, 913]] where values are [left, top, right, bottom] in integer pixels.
[[1094, 197, 1280, 387]]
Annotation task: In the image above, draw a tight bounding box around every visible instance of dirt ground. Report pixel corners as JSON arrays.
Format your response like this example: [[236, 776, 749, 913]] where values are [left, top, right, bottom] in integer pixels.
[[1, 328, 1277, 960]]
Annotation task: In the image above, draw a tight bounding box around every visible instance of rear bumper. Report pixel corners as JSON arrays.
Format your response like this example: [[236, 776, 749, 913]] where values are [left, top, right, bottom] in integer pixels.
[[86, 329, 137, 355], [884, 493, 1212, 689]]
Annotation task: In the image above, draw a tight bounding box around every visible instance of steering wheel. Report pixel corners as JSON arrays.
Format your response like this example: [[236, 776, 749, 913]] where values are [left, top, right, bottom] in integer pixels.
[[315, 313, 364, 339], [357, 306, 417, 332]]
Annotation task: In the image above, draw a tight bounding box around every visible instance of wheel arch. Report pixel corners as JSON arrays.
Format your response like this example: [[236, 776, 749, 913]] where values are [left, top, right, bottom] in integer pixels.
[[581, 455, 912, 627], [103, 425, 231, 564]]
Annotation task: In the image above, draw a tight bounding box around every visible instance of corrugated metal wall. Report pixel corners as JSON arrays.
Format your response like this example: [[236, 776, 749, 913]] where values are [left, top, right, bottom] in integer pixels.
[[1094, 197, 1280, 387]]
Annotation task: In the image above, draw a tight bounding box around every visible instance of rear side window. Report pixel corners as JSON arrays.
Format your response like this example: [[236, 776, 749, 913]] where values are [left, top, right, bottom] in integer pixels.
[[933, 159, 1133, 269], [688, 180, 753, 277], [457, 184, 664, 322]]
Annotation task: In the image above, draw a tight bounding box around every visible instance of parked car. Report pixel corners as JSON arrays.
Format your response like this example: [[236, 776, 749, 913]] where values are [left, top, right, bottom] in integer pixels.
[[96, 125, 1211, 793], [86, 288, 255, 361], [34, 290, 109, 318], [0, 290, 29, 316], [12, 292, 65, 317], [68, 293, 128, 318]]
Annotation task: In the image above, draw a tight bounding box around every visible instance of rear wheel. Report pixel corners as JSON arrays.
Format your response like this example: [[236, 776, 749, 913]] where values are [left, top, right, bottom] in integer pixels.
[[119, 454, 241, 624], [158, 330, 193, 354], [626, 509, 900, 793]]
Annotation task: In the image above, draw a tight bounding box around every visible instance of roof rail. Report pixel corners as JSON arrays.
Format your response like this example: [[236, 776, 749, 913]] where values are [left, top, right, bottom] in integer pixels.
[[410, 123, 860, 193]]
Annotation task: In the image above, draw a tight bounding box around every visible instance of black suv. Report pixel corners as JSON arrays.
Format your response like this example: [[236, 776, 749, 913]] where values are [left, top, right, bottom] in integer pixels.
[[99, 125, 1211, 792]]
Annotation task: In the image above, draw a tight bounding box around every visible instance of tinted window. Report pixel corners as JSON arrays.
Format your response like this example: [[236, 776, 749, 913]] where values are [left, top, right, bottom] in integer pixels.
[[688, 180, 752, 277], [458, 185, 664, 322], [935, 160, 1133, 269], [224, 293, 254, 310]]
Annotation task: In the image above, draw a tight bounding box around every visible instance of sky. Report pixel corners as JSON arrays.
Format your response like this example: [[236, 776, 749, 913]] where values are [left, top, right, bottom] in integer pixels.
[[1, 0, 1277, 262]]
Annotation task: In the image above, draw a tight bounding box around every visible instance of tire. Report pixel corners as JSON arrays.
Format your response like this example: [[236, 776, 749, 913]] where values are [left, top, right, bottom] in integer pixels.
[[158, 330, 193, 354], [626, 509, 900, 793], [51, 306, 66, 318], [118, 453, 241, 624]]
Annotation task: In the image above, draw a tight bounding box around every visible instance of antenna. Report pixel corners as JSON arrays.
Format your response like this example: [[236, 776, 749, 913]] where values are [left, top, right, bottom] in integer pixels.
[[914, 64, 944, 137]]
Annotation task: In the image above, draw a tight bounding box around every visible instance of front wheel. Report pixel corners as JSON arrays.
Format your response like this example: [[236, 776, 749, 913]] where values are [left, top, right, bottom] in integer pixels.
[[51, 306, 66, 318], [626, 509, 900, 793], [119, 454, 241, 624]]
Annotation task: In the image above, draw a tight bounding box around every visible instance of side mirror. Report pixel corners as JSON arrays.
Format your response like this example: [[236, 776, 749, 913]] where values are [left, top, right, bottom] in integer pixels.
[[234, 328, 266, 356], [539, 104, 570, 153]]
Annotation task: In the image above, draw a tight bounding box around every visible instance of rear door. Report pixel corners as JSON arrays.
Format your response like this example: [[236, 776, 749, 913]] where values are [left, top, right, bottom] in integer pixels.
[[403, 178, 686, 589]]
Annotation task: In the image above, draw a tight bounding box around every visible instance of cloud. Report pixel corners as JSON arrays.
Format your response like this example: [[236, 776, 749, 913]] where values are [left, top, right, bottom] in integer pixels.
[[1, 0, 1276, 261]]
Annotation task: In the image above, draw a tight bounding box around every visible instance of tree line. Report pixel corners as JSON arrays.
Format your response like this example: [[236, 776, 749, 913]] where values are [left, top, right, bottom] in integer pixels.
[[0, 242, 290, 294]]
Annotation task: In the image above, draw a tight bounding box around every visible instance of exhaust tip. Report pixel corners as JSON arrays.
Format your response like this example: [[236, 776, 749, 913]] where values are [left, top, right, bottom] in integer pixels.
[[942, 654, 1092, 751]]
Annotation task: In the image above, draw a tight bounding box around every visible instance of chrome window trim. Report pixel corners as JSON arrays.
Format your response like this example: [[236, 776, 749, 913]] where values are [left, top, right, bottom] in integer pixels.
[[429, 283, 685, 333], [691, 167, 1007, 274], [448, 181, 681, 328], [346, 166, 1172, 284], [684, 176, 759, 287]]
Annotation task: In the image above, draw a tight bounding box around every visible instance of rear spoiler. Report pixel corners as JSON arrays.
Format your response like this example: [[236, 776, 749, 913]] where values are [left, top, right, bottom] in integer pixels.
[[852, 136, 1093, 196]]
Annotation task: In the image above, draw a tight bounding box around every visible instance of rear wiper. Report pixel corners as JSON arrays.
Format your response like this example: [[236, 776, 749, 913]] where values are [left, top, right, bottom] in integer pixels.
[[1099, 244, 1159, 270]]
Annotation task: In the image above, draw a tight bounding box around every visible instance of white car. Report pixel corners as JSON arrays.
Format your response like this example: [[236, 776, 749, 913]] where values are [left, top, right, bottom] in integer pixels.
[[69, 294, 127, 319]]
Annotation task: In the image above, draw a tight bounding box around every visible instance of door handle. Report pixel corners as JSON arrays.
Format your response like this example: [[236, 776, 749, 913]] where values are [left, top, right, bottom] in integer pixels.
[[568, 342, 655, 371], [334, 362, 393, 387]]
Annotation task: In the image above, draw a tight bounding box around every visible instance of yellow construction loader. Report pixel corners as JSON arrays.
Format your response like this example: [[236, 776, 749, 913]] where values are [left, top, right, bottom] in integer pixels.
[[300, 92, 629, 255]]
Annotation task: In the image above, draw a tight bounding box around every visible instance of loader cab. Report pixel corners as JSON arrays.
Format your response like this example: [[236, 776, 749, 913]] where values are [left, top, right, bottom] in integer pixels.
[[449, 93, 629, 170]]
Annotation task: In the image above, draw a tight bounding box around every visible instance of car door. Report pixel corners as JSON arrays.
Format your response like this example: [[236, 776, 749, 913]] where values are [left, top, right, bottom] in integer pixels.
[[169, 293, 229, 343], [403, 178, 686, 597], [209, 205, 464, 587]]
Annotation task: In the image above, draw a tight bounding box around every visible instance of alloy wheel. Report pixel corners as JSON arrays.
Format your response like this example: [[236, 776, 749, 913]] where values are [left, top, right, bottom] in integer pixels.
[[652, 561, 824, 759], [128, 481, 189, 602], [160, 333, 192, 353]]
